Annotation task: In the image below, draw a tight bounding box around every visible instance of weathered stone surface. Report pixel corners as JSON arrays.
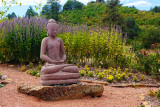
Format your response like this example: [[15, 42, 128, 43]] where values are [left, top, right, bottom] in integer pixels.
[[17, 84, 104, 101]]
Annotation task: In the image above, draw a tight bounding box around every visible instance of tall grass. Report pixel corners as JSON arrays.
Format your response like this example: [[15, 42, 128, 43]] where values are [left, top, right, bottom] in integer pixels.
[[0, 17, 129, 68], [0, 17, 48, 63], [58, 25, 130, 68]]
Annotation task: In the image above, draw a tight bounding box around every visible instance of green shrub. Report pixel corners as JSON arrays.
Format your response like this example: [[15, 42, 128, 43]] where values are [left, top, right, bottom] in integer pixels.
[[58, 25, 128, 68], [135, 52, 160, 75], [88, 71, 93, 77], [133, 76, 138, 82], [79, 70, 85, 76], [0, 17, 47, 63], [30, 70, 39, 76], [29, 62, 33, 68], [138, 27, 160, 49], [157, 90, 160, 99], [98, 73, 104, 79]]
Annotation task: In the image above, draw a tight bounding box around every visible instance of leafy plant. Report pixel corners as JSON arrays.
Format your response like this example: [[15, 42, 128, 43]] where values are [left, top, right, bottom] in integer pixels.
[[29, 62, 33, 68], [107, 75, 114, 83], [79, 70, 85, 76], [35, 73, 40, 77], [156, 90, 160, 99], [0, 17, 48, 64], [98, 73, 104, 79], [133, 76, 138, 82], [30, 70, 39, 76], [88, 71, 94, 77], [0, 84, 4, 87], [140, 75, 145, 81]]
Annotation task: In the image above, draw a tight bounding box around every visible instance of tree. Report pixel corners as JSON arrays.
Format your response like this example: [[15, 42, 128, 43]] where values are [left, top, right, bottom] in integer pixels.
[[150, 6, 160, 13], [126, 16, 141, 39], [6, 12, 17, 19], [41, 1, 61, 21], [63, 0, 84, 11], [102, 0, 126, 31], [96, 0, 105, 3], [25, 6, 38, 18]]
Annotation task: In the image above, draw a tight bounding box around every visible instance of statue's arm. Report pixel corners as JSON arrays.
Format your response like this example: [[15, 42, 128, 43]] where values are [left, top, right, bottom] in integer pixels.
[[60, 38, 66, 62], [40, 38, 53, 63]]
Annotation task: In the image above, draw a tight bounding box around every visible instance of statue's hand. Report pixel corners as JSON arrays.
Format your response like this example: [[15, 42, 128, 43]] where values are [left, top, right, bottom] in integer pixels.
[[51, 60, 65, 64]]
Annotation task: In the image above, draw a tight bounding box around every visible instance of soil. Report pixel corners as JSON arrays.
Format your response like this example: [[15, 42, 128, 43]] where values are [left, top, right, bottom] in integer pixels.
[[0, 63, 160, 107]]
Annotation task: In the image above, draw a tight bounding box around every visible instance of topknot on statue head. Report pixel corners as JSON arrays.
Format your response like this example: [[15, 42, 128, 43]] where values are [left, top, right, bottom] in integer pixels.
[[46, 19, 58, 30]]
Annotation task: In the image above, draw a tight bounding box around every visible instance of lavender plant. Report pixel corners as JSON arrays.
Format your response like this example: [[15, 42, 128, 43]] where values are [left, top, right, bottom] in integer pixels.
[[0, 17, 48, 63]]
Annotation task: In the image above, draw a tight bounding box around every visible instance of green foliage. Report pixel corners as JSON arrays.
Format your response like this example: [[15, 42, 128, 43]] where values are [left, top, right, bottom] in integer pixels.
[[88, 71, 94, 77], [30, 70, 39, 76], [157, 90, 160, 99], [150, 6, 160, 13], [102, 0, 126, 30], [41, 1, 61, 21], [120, 6, 139, 14], [59, 3, 106, 25], [38, 64, 42, 70], [58, 25, 128, 68], [79, 70, 85, 76], [0, 84, 4, 87], [29, 62, 33, 68], [133, 76, 138, 82], [138, 27, 160, 48], [63, 0, 84, 11], [35, 73, 40, 77], [135, 52, 160, 75], [25, 6, 38, 18], [6, 12, 17, 19], [98, 73, 104, 79], [126, 16, 141, 40], [0, 17, 47, 63]]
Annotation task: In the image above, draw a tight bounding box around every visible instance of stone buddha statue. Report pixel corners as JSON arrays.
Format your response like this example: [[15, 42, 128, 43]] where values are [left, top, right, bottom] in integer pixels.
[[40, 19, 81, 86]]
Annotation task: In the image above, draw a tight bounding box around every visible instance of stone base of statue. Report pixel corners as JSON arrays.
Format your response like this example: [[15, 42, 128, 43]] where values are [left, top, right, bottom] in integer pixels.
[[17, 84, 104, 101]]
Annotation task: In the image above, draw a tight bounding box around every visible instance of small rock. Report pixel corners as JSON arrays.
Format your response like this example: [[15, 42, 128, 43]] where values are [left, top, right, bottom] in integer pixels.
[[17, 83, 104, 101]]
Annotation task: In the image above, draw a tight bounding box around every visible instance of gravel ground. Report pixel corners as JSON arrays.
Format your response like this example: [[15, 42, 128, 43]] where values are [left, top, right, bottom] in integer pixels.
[[0, 64, 160, 107]]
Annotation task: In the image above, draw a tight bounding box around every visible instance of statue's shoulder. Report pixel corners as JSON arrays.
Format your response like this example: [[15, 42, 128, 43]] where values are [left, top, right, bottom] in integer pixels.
[[56, 37, 63, 42], [42, 37, 49, 43]]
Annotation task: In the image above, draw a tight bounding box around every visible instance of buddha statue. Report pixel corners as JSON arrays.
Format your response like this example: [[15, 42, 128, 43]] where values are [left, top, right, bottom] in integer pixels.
[[40, 19, 81, 86]]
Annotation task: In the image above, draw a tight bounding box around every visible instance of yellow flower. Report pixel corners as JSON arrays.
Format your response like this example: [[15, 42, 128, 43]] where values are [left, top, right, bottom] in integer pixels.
[[16, 2, 18, 4], [20, 3, 22, 6], [158, 60, 160, 64], [1, 0, 3, 2]]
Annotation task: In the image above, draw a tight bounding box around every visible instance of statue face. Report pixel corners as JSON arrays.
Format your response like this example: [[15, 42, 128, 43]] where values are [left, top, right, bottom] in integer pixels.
[[47, 25, 58, 37]]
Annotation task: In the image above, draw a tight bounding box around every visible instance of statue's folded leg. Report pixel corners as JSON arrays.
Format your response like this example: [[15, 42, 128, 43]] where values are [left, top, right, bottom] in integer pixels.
[[41, 64, 73, 74], [61, 66, 79, 73]]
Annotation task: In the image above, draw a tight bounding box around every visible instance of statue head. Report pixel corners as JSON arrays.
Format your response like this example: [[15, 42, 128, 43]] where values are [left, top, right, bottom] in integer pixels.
[[46, 19, 58, 37]]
